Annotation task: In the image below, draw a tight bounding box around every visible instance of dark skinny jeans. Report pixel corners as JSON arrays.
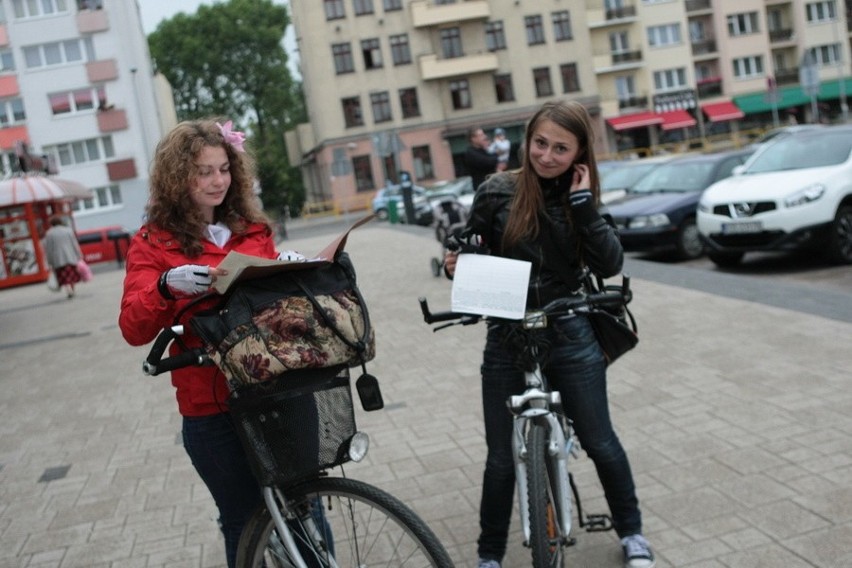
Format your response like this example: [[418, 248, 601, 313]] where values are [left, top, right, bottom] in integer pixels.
[[476, 314, 642, 562]]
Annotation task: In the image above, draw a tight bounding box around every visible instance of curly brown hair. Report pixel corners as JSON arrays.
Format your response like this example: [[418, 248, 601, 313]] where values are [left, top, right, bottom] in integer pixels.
[[146, 119, 270, 257], [503, 100, 601, 249]]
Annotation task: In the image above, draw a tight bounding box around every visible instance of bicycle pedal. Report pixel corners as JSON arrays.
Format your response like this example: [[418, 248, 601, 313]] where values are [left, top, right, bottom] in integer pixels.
[[584, 514, 614, 532]]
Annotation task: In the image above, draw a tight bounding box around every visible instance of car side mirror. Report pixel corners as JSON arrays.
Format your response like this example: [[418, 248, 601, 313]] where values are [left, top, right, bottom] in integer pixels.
[[732, 165, 745, 176]]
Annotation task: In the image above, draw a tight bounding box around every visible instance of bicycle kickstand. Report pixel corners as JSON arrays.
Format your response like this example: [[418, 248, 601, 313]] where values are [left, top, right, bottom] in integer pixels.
[[568, 472, 614, 533]]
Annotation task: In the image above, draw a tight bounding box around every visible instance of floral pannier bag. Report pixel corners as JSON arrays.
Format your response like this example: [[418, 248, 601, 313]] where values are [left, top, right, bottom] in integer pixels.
[[191, 252, 374, 386]]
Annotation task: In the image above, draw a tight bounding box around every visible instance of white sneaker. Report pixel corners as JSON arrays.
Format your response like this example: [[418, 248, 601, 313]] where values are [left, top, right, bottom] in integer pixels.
[[477, 559, 501, 568], [621, 534, 656, 568]]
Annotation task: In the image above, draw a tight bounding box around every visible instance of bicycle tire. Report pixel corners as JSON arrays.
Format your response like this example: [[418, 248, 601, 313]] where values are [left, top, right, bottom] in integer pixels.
[[236, 476, 454, 568], [526, 422, 565, 568]]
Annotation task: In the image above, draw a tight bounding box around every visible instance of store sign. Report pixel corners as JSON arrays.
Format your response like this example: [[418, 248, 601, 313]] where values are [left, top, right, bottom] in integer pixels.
[[653, 89, 697, 113]]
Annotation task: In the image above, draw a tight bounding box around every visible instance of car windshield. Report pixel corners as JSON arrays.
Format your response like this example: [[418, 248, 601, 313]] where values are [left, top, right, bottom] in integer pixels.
[[630, 161, 715, 193], [745, 131, 852, 173], [600, 163, 657, 191]]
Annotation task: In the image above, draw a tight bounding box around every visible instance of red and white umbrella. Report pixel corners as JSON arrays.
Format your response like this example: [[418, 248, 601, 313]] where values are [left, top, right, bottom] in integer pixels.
[[0, 174, 91, 208]]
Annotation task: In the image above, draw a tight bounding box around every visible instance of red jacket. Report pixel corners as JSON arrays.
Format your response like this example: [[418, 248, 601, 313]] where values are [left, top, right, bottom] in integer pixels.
[[119, 222, 277, 416]]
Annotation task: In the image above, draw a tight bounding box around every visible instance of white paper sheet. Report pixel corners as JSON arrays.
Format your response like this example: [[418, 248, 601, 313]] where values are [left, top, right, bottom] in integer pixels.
[[451, 254, 530, 319]]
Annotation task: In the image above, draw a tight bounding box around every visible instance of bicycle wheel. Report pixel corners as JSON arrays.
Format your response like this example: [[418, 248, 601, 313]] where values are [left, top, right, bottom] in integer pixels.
[[526, 422, 565, 568], [237, 476, 454, 568]]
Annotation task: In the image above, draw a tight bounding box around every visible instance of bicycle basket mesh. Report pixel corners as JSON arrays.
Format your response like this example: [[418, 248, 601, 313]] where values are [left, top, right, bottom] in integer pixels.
[[228, 365, 356, 486]]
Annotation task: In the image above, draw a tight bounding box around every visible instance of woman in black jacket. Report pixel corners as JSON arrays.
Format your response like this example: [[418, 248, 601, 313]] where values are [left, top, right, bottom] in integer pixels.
[[445, 101, 655, 568]]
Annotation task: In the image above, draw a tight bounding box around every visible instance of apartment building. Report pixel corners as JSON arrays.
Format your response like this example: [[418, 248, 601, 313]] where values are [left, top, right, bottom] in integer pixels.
[[0, 0, 176, 233], [287, 0, 851, 210]]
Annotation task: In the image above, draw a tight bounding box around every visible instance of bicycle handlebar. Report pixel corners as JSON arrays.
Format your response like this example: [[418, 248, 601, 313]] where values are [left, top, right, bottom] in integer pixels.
[[142, 325, 211, 376], [420, 275, 632, 330]]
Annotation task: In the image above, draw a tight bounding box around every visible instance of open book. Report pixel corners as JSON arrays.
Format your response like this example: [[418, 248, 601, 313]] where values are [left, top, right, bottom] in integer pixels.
[[212, 214, 375, 294]]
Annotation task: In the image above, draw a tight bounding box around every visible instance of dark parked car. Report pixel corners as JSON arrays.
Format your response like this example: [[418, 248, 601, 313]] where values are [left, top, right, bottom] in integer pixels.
[[606, 149, 754, 260]]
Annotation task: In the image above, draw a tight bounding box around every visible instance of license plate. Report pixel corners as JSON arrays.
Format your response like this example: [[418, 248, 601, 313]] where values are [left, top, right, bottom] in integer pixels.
[[721, 221, 763, 234]]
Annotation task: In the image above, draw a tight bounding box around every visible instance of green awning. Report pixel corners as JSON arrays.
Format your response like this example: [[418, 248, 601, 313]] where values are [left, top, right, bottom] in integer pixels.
[[734, 76, 852, 114]]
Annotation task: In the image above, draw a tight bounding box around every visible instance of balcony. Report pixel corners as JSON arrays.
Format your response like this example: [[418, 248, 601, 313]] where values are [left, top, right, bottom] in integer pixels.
[[97, 108, 128, 133], [696, 77, 723, 98], [0, 75, 19, 98], [0, 25, 8, 48], [86, 59, 118, 83], [685, 0, 712, 12], [769, 28, 794, 43], [774, 67, 799, 85], [606, 5, 636, 20], [587, 2, 637, 28], [418, 52, 498, 81], [594, 49, 643, 73], [76, 6, 108, 33], [618, 95, 649, 110], [410, 0, 490, 28], [107, 158, 137, 181], [691, 38, 717, 56]]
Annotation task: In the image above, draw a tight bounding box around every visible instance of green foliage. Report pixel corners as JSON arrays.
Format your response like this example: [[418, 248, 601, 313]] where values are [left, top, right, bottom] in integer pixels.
[[148, 0, 307, 216]]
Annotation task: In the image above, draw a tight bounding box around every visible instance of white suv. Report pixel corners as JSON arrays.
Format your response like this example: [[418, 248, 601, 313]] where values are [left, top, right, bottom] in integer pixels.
[[697, 125, 852, 266]]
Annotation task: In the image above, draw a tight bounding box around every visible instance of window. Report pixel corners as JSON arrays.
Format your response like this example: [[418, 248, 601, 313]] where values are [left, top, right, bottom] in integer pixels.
[[809, 43, 841, 66], [689, 20, 706, 42], [525, 15, 545, 45], [450, 80, 471, 110], [370, 91, 392, 123], [552, 11, 573, 41], [732, 55, 764, 78], [324, 0, 345, 19], [361, 38, 383, 69], [72, 184, 122, 213], [399, 87, 420, 118], [647, 23, 681, 47], [727, 12, 759, 36], [610, 31, 629, 52], [653, 67, 687, 90], [412, 145, 434, 180], [0, 49, 15, 73], [48, 86, 106, 116], [494, 74, 515, 103], [0, 98, 26, 126], [615, 75, 636, 100], [560, 63, 580, 93], [440, 28, 463, 58], [352, 155, 374, 192], [332, 43, 355, 74], [353, 0, 373, 15], [22, 38, 95, 69], [44, 136, 115, 168], [533, 67, 553, 97], [485, 21, 507, 51], [12, 0, 69, 18], [342, 97, 364, 127], [389, 34, 411, 65], [384, 0, 403, 10], [806, 1, 837, 22]]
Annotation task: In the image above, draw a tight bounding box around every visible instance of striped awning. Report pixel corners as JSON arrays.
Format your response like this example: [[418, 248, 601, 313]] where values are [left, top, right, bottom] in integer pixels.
[[606, 112, 664, 131], [0, 175, 91, 207], [702, 101, 745, 122], [659, 110, 696, 131]]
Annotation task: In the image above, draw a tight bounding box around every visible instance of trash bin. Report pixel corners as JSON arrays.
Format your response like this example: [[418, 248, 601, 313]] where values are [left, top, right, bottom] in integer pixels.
[[387, 200, 399, 224]]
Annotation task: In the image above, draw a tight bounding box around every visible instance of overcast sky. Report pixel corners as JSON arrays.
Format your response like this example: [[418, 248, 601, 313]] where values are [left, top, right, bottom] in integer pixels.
[[138, 0, 299, 75]]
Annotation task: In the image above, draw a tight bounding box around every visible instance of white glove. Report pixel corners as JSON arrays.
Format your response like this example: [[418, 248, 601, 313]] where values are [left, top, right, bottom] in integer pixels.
[[277, 250, 307, 262], [163, 264, 213, 296]]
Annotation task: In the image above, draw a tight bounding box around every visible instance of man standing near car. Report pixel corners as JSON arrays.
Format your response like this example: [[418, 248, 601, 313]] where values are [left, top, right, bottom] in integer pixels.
[[464, 127, 505, 191]]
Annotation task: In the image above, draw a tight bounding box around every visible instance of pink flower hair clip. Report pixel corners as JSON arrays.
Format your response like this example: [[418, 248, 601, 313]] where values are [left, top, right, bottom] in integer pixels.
[[216, 120, 246, 153]]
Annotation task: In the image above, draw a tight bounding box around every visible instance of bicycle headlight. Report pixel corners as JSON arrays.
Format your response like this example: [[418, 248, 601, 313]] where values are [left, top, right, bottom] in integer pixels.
[[348, 431, 370, 462]]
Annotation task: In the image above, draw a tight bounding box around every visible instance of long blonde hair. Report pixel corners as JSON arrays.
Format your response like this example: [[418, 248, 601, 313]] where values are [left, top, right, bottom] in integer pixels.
[[146, 119, 270, 257], [503, 101, 601, 249]]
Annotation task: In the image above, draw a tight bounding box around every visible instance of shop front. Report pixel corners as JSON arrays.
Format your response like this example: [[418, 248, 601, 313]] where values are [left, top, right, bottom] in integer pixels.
[[0, 175, 91, 290]]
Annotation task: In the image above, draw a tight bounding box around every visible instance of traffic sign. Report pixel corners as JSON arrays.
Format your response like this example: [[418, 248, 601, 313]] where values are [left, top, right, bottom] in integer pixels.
[[799, 52, 820, 97]]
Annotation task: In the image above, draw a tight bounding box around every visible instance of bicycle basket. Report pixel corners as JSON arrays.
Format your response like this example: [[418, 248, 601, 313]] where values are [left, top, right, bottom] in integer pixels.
[[228, 365, 356, 486]]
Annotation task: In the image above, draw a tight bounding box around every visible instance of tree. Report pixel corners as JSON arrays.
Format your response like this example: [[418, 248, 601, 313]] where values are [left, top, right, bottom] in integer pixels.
[[148, 0, 307, 217]]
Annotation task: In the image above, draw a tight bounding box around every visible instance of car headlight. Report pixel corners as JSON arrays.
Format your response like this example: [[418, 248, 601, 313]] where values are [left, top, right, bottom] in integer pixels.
[[784, 183, 825, 208], [697, 200, 711, 213], [628, 213, 670, 229]]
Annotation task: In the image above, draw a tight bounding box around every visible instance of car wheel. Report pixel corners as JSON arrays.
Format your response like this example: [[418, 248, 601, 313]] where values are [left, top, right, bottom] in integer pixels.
[[375, 208, 388, 221], [708, 251, 744, 267], [826, 204, 852, 264], [676, 218, 705, 260]]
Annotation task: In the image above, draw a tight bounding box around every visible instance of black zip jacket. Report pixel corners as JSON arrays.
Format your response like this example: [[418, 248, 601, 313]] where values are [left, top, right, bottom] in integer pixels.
[[466, 171, 623, 309]]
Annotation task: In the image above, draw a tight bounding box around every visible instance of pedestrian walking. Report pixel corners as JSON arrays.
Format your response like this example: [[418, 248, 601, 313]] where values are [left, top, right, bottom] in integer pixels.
[[42, 215, 84, 298]]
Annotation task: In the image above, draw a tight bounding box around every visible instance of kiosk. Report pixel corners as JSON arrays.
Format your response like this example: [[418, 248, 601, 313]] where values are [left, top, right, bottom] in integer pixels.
[[0, 174, 91, 290]]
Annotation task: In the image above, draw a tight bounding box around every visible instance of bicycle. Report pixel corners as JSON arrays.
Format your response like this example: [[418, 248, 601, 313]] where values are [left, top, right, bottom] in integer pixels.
[[143, 325, 454, 568], [419, 276, 634, 568]]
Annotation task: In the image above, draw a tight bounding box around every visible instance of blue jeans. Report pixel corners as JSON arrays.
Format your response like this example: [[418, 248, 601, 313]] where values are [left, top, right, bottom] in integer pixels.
[[182, 413, 262, 568], [476, 315, 642, 562]]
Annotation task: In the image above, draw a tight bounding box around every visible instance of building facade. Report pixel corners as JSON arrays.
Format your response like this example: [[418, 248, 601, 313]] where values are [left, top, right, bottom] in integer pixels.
[[287, 0, 851, 211], [0, 0, 176, 233]]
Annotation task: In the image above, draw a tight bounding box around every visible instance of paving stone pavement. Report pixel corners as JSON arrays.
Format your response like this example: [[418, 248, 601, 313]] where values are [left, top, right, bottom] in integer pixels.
[[1, 219, 851, 568]]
